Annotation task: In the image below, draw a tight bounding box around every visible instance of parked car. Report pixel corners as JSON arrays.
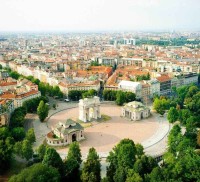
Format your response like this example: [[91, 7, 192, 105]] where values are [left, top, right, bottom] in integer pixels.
[[64, 99, 70, 102]]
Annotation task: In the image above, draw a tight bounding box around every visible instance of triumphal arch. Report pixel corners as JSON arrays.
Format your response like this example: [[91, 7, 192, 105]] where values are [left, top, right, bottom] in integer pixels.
[[79, 96, 101, 122]]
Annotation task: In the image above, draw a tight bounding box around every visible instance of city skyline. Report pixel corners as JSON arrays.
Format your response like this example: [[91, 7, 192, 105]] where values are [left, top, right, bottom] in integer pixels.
[[0, 0, 200, 32]]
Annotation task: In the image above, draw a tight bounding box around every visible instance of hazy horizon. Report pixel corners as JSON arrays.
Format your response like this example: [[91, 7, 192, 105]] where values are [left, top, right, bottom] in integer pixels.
[[1, 0, 200, 32]]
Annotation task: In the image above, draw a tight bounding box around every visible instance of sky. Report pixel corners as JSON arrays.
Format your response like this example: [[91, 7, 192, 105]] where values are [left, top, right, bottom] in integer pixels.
[[0, 0, 200, 32]]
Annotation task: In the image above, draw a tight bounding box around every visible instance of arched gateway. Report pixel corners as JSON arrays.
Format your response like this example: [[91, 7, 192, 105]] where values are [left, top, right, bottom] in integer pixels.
[[79, 96, 101, 122]]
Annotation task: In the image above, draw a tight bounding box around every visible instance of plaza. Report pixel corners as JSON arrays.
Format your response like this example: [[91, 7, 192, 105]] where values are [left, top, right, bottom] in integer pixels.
[[47, 103, 166, 155]]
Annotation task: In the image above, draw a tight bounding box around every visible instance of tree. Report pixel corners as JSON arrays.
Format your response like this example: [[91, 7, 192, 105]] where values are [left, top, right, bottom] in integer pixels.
[[126, 169, 143, 182], [186, 92, 200, 118], [116, 91, 126, 106], [178, 109, 191, 125], [176, 85, 189, 107], [9, 163, 60, 182], [106, 139, 137, 181], [37, 100, 49, 122], [133, 155, 157, 178], [81, 147, 101, 182], [167, 107, 179, 123], [10, 111, 25, 127], [9, 71, 20, 80], [163, 149, 200, 181], [167, 125, 182, 155], [82, 89, 97, 98], [0, 137, 14, 174], [23, 96, 48, 113], [38, 82, 47, 96], [0, 127, 10, 140], [66, 141, 82, 164], [14, 134, 33, 160], [90, 61, 100, 66], [11, 127, 25, 141], [52, 86, 63, 98], [65, 142, 82, 181], [113, 166, 127, 182], [14, 141, 22, 157], [153, 98, 169, 115], [43, 148, 64, 176], [0, 64, 2, 69], [185, 85, 199, 99], [125, 92, 136, 102], [147, 167, 164, 182], [37, 144, 48, 161], [68, 90, 87, 100], [135, 143, 144, 158], [197, 130, 200, 147], [26, 128, 36, 144], [21, 139, 33, 160]]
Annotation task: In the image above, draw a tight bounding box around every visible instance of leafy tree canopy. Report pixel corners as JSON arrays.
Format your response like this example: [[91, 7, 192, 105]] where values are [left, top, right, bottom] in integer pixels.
[[9, 163, 60, 182]]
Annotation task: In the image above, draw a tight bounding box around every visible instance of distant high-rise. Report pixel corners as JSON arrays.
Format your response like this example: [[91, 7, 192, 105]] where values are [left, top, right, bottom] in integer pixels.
[[123, 38, 136, 45], [110, 38, 136, 46]]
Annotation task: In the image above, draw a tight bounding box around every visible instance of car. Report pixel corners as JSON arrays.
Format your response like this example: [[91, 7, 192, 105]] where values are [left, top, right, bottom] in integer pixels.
[[64, 99, 70, 102]]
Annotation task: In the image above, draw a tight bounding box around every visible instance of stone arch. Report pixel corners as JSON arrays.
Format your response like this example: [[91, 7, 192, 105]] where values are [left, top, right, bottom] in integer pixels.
[[141, 112, 143, 119], [79, 96, 101, 122], [72, 133, 77, 142]]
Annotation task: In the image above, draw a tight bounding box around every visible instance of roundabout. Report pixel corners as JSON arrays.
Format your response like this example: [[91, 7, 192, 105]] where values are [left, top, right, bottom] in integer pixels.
[[47, 103, 169, 157]]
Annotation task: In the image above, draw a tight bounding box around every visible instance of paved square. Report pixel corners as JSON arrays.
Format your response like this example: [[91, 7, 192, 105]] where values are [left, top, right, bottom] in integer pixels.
[[47, 104, 160, 154]]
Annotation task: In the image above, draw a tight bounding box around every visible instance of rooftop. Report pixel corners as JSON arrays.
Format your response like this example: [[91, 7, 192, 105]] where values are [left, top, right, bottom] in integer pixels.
[[55, 119, 83, 135]]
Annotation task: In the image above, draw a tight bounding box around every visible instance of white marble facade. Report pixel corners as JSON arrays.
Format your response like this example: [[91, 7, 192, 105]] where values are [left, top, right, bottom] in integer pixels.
[[122, 101, 150, 121], [79, 96, 101, 122]]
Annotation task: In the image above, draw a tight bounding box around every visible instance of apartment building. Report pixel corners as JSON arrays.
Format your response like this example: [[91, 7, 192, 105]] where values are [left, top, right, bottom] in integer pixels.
[[156, 74, 171, 96], [59, 80, 100, 96], [147, 79, 160, 98], [0, 99, 14, 126], [118, 80, 142, 99], [0, 90, 41, 108], [0, 78, 17, 92]]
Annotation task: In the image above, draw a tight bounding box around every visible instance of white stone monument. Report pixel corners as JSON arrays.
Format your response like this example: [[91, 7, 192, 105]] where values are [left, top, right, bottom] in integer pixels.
[[79, 96, 101, 122]]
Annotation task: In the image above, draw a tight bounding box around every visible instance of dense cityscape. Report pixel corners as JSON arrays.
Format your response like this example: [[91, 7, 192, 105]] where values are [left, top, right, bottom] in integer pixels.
[[0, 0, 200, 182], [0, 30, 200, 181]]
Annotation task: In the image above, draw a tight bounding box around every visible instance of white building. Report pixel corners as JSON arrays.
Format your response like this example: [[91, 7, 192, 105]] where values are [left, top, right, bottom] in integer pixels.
[[122, 101, 150, 121], [98, 57, 118, 66], [46, 119, 84, 146], [183, 73, 198, 85], [118, 80, 142, 99], [123, 38, 136, 45], [147, 79, 160, 98]]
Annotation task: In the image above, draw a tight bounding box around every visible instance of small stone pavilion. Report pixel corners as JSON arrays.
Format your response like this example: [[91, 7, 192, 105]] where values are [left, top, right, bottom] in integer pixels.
[[121, 101, 150, 121], [46, 119, 84, 146]]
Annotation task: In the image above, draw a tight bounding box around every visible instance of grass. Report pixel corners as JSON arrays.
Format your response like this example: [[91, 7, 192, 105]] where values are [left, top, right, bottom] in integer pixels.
[[76, 114, 112, 128], [76, 119, 93, 128], [100, 114, 111, 122]]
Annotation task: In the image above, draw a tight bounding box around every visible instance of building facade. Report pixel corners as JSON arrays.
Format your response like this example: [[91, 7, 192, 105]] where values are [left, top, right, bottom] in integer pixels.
[[121, 101, 150, 121], [0, 99, 14, 126], [46, 119, 84, 146]]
